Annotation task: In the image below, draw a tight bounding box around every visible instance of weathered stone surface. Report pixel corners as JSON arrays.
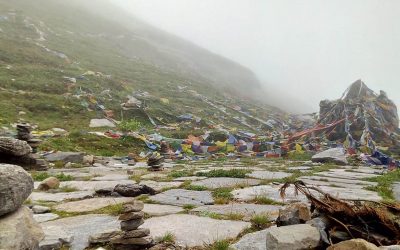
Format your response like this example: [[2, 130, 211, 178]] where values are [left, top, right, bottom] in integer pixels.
[[114, 183, 156, 197], [59, 180, 136, 191], [89, 230, 121, 244], [139, 180, 182, 192], [265, 224, 321, 250], [380, 246, 400, 250], [33, 213, 59, 223], [174, 176, 208, 181], [0, 164, 34, 216], [89, 118, 115, 128], [143, 214, 250, 247], [92, 174, 128, 181], [311, 148, 348, 165], [230, 229, 269, 250], [0, 136, 31, 156], [111, 235, 154, 245], [0, 206, 44, 250], [122, 228, 150, 238], [119, 211, 144, 221], [37, 176, 60, 191], [143, 204, 184, 216], [54, 197, 133, 213], [39, 239, 62, 250], [327, 239, 379, 250], [288, 166, 312, 171], [32, 205, 51, 214], [192, 204, 282, 221], [392, 182, 400, 201], [120, 218, 145, 231], [40, 214, 119, 250], [140, 173, 168, 180], [191, 177, 261, 189], [232, 185, 308, 203], [123, 200, 144, 213], [276, 203, 311, 226], [151, 189, 214, 206], [246, 171, 291, 180], [44, 152, 84, 163], [315, 169, 379, 180], [29, 190, 94, 202]]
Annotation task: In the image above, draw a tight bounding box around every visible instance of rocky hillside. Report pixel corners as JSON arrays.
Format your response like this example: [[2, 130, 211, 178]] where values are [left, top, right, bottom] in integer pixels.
[[0, 0, 278, 132]]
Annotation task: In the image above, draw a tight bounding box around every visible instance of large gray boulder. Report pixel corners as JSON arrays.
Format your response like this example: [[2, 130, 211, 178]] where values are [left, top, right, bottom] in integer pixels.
[[265, 224, 321, 250], [0, 164, 34, 216], [0, 137, 31, 156], [311, 148, 348, 165], [44, 152, 84, 163], [0, 206, 44, 250]]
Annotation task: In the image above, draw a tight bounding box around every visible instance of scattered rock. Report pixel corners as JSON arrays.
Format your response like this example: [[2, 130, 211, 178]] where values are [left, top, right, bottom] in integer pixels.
[[327, 239, 379, 250], [114, 183, 156, 197], [31, 205, 51, 214], [45, 152, 85, 163], [89, 118, 116, 128], [37, 176, 60, 191], [0, 136, 32, 156], [276, 202, 311, 226], [265, 224, 321, 250], [311, 148, 348, 165], [0, 164, 34, 216], [83, 155, 94, 165], [0, 206, 44, 249], [230, 229, 269, 250]]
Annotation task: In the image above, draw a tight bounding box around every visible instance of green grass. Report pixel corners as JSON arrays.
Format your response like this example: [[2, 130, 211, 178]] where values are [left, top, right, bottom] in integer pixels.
[[196, 169, 251, 178], [251, 195, 284, 205], [185, 185, 208, 191], [55, 173, 74, 181], [212, 188, 234, 204], [183, 204, 196, 210], [31, 172, 73, 182], [168, 170, 192, 178], [157, 232, 175, 244], [363, 169, 400, 201], [250, 213, 271, 230], [205, 239, 231, 250]]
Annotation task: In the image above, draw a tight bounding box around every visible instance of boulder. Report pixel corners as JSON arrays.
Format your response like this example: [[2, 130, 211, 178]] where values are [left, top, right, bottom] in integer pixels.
[[44, 152, 84, 163], [0, 206, 44, 249], [114, 184, 156, 197], [276, 202, 311, 226], [0, 136, 31, 156], [0, 164, 34, 216], [311, 148, 348, 165], [89, 119, 115, 128], [265, 224, 321, 250], [37, 177, 60, 191], [327, 239, 379, 250]]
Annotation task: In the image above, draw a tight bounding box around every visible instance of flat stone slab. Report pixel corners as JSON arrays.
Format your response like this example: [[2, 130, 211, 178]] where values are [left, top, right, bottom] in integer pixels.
[[174, 176, 208, 181], [143, 204, 184, 216], [143, 214, 250, 247], [33, 213, 59, 223], [230, 229, 269, 250], [299, 175, 376, 186], [315, 169, 379, 180], [139, 180, 182, 192], [29, 191, 94, 202], [246, 171, 291, 180], [40, 214, 119, 250], [92, 174, 129, 181], [316, 185, 380, 201], [288, 166, 312, 172], [191, 177, 261, 189], [232, 185, 308, 203], [150, 189, 214, 206], [54, 197, 133, 213], [297, 179, 372, 189], [140, 173, 168, 180], [60, 180, 135, 191], [192, 204, 282, 221]]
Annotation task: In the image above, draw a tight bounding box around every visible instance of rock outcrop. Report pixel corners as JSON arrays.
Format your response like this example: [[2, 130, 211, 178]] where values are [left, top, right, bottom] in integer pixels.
[[0, 164, 34, 216], [311, 148, 348, 165]]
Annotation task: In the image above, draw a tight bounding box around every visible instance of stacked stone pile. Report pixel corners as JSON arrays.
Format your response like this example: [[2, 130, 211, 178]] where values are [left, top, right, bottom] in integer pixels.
[[111, 200, 154, 249], [147, 153, 164, 171]]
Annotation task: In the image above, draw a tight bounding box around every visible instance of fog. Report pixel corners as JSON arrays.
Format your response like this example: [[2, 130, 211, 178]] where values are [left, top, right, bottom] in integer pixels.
[[113, 0, 400, 114]]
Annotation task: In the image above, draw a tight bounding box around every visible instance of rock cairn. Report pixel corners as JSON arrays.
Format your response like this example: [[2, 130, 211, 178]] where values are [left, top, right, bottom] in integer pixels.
[[17, 123, 42, 153], [147, 153, 164, 171], [111, 200, 154, 249]]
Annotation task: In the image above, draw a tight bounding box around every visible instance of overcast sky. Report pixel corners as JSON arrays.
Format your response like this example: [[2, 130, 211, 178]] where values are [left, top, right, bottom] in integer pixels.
[[113, 0, 400, 113]]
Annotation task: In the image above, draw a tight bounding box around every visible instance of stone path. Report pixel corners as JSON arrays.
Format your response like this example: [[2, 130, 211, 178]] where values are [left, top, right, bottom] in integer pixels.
[[28, 157, 387, 248]]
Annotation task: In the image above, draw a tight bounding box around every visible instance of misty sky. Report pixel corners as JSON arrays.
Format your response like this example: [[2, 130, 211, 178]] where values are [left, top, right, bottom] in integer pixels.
[[113, 0, 400, 113]]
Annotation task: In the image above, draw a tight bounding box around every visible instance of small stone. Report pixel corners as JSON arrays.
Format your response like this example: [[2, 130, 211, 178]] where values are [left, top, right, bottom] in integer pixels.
[[276, 202, 311, 226], [37, 177, 60, 191], [265, 224, 321, 250], [120, 219, 145, 231], [119, 211, 144, 221], [111, 235, 154, 245], [123, 201, 144, 213], [83, 155, 94, 165], [39, 239, 62, 250], [114, 184, 156, 197], [121, 228, 150, 238], [31, 205, 51, 214], [327, 239, 379, 250]]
